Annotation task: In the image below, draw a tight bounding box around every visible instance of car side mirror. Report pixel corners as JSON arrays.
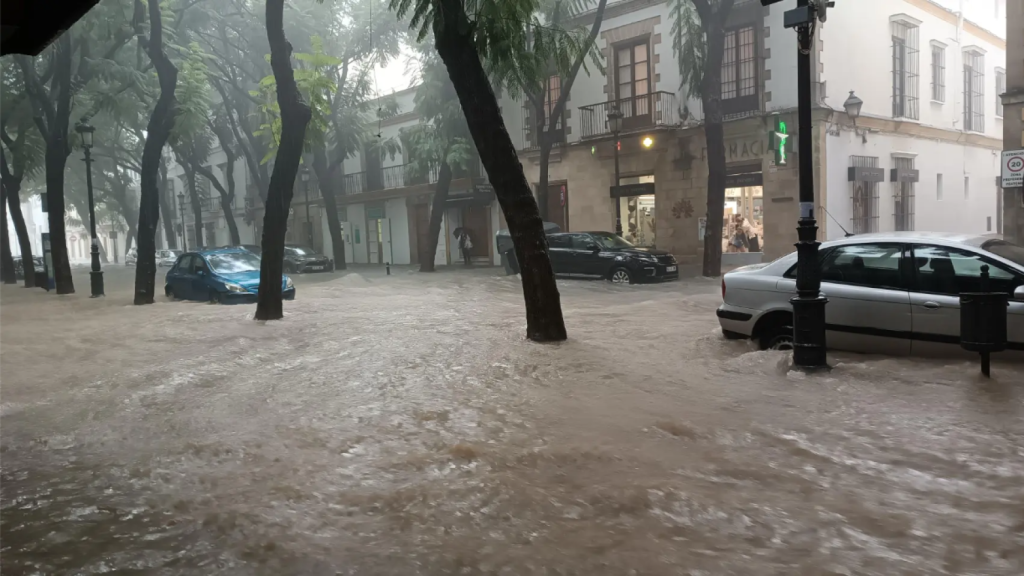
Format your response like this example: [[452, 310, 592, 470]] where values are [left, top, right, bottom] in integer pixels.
[[588, 244, 601, 252], [196, 269, 205, 276], [1015, 285, 1024, 300]]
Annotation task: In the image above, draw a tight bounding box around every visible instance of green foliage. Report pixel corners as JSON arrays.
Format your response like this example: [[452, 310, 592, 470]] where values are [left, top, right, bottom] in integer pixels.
[[402, 46, 472, 180], [172, 42, 214, 160], [670, 0, 706, 101], [251, 36, 341, 163], [1, 61, 46, 181]]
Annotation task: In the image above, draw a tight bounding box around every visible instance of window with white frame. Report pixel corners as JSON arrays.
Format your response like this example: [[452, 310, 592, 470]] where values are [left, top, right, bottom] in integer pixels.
[[930, 42, 945, 102], [891, 19, 920, 120], [963, 49, 985, 132], [996, 68, 1005, 117]]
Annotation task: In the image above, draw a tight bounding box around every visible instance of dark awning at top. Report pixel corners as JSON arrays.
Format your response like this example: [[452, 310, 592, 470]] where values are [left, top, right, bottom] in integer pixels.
[[1, 0, 100, 56]]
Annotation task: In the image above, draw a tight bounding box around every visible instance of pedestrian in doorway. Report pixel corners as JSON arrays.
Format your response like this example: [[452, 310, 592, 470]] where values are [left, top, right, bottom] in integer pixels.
[[455, 227, 473, 266]]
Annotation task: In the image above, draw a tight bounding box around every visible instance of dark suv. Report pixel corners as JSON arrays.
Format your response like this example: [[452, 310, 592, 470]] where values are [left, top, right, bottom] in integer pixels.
[[544, 232, 678, 284]]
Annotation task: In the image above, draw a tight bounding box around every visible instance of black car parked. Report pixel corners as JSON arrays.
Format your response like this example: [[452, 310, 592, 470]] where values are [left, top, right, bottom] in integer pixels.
[[283, 245, 332, 273], [543, 231, 678, 284]]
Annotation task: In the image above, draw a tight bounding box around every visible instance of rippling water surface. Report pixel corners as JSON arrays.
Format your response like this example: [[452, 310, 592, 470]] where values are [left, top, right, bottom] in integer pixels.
[[2, 268, 1022, 575]]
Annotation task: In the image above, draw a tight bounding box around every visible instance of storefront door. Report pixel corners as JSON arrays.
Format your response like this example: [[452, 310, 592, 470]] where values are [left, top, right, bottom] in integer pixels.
[[616, 175, 656, 247], [463, 205, 490, 260], [546, 182, 568, 231]]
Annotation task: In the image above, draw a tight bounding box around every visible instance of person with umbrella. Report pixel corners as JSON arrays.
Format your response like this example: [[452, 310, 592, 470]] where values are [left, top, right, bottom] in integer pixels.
[[453, 226, 473, 266]]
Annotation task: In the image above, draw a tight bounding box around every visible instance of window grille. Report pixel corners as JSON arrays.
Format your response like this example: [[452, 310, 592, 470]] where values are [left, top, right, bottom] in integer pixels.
[[850, 156, 880, 234], [930, 44, 945, 102], [963, 50, 985, 132], [891, 20, 920, 119], [893, 157, 915, 231], [995, 69, 1005, 117]]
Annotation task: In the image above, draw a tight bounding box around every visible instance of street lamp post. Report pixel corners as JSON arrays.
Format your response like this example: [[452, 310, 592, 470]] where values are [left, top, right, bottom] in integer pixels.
[[301, 168, 312, 248], [767, 0, 833, 369], [76, 121, 104, 297], [177, 192, 188, 251], [608, 107, 624, 235]]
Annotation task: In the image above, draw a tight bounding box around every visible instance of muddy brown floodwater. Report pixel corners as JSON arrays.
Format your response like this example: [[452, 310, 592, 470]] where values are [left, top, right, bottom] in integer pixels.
[[2, 267, 1023, 575]]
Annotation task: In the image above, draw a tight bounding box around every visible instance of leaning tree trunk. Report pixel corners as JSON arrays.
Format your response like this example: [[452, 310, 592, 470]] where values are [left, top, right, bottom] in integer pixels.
[[700, 23, 728, 279], [433, 0, 566, 342], [2, 172, 35, 287], [196, 165, 241, 245], [183, 165, 204, 248], [158, 159, 177, 249], [134, 0, 179, 304], [255, 0, 312, 321], [420, 160, 452, 272], [312, 146, 345, 269], [535, 113, 551, 221], [1, 183, 17, 284]]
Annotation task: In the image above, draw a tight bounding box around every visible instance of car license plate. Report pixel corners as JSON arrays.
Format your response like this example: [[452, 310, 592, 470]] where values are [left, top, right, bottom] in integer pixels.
[[310, 266, 324, 270], [666, 265, 677, 272]]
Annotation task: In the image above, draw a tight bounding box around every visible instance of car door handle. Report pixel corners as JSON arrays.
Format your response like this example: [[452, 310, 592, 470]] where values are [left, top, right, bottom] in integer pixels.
[[922, 301, 940, 309]]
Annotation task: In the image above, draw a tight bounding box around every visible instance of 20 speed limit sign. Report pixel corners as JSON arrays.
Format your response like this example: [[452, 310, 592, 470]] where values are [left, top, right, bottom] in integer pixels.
[[1003, 149, 1024, 188]]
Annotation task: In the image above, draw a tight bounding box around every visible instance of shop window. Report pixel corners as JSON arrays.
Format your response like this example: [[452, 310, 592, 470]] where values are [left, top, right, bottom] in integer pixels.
[[616, 175, 656, 248], [850, 156, 880, 234]]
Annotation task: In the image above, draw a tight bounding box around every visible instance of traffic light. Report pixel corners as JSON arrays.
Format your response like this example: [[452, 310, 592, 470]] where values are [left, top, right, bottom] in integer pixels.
[[770, 113, 789, 166]]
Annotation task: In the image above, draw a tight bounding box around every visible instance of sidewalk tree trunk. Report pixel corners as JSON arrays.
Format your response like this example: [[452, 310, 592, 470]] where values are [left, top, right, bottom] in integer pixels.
[[670, 0, 734, 278], [0, 146, 37, 288], [1, 183, 17, 284], [312, 145, 345, 269], [394, 0, 567, 341], [158, 159, 177, 249], [421, 160, 452, 272], [134, 0, 179, 304], [255, 0, 312, 321], [196, 163, 241, 245]]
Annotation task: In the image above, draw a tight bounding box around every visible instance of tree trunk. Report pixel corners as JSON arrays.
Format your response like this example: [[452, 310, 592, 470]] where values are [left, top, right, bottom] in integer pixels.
[[1, 164, 35, 287], [255, 0, 312, 321], [420, 160, 452, 272], [534, 0, 608, 224], [124, 223, 137, 255], [44, 139, 74, 293], [183, 164, 204, 248], [1, 183, 17, 284], [195, 164, 241, 245], [535, 113, 550, 221], [433, 0, 566, 342], [700, 22, 728, 279], [312, 146, 345, 269], [158, 159, 177, 249], [134, 0, 179, 305]]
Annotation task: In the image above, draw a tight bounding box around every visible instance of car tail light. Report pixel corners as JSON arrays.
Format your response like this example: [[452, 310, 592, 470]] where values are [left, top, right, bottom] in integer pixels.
[[721, 278, 726, 299]]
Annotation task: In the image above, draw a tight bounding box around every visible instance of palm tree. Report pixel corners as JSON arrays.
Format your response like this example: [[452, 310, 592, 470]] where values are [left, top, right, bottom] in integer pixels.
[[670, 0, 735, 277], [390, 0, 567, 342]]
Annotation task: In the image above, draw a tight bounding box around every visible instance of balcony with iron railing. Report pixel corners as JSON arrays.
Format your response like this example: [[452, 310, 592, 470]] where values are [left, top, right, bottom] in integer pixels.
[[342, 160, 483, 195], [579, 92, 679, 139], [521, 105, 566, 152]]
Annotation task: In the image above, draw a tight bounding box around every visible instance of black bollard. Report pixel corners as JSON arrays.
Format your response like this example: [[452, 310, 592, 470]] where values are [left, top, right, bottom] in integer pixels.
[[959, 265, 1008, 378], [386, 262, 390, 276]]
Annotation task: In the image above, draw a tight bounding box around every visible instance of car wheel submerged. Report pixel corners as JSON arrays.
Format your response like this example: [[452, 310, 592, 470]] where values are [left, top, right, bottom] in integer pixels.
[[165, 285, 174, 300], [609, 267, 633, 285], [760, 323, 794, 351], [209, 290, 223, 304]]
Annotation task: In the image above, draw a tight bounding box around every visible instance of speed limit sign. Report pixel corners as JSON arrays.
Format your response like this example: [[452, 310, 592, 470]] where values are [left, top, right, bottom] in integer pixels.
[[1002, 149, 1024, 188]]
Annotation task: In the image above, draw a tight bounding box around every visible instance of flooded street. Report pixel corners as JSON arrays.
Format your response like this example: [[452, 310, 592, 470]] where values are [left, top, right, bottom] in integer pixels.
[[2, 267, 1023, 575]]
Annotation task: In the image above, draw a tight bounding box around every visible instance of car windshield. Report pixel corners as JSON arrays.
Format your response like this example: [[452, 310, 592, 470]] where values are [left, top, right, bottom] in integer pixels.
[[589, 232, 635, 250], [983, 239, 1024, 268], [206, 252, 261, 274], [286, 247, 314, 256]]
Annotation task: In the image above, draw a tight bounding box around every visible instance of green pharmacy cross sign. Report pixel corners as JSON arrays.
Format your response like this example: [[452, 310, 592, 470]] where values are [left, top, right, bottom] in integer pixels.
[[770, 113, 789, 166]]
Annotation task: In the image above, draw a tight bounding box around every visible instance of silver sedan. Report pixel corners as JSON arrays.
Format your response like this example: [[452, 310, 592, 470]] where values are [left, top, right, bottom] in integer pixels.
[[716, 232, 1024, 360]]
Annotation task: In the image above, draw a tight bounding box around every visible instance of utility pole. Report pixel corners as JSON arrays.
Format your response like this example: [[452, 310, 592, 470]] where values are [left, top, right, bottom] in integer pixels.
[[764, 0, 833, 369]]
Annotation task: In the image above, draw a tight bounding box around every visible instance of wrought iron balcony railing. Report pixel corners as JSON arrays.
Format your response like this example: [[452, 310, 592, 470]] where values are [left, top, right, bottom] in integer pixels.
[[579, 92, 679, 139]]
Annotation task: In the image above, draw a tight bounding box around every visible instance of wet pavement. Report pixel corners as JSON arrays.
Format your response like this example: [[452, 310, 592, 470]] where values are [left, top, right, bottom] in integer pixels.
[[2, 266, 1023, 575]]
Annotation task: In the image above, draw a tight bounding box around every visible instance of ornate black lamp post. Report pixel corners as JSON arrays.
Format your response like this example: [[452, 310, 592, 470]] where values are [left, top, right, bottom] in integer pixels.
[[177, 191, 188, 251], [763, 0, 834, 369], [608, 107, 624, 235], [75, 120, 103, 297]]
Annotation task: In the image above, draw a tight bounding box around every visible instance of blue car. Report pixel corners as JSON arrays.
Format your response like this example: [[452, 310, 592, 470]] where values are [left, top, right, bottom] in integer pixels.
[[165, 248, 296, 304]]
